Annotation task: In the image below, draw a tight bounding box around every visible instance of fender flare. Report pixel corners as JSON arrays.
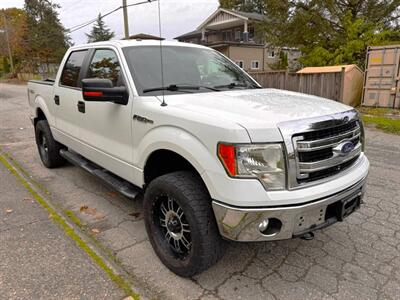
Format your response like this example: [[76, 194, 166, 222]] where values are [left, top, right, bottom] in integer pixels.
[[34, 95, 55, 127], [136, 125, 223, 184]]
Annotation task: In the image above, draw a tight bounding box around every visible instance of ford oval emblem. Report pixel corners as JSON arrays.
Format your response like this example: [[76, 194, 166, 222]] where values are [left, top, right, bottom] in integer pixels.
[[333, 141, 355, 156]]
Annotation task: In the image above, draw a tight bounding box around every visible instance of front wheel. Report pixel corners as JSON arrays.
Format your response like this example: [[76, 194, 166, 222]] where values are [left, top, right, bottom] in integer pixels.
[[143, 171, 225, 277]]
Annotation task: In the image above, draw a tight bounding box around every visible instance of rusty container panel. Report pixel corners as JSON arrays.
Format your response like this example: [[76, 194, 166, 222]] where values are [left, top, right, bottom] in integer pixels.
[[362, 45, 400, 108]]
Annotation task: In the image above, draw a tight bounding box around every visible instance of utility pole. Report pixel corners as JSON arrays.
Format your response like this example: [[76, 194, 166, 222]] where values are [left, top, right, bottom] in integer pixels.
[[1, 13, 14, 75], [122, 0, 129, 39]]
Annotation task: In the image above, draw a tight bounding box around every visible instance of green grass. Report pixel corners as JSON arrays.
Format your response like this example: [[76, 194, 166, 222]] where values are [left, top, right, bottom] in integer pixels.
[[358, 107, 400, 117], [358, 107, 400, 135], [362, 115, 400, 135]]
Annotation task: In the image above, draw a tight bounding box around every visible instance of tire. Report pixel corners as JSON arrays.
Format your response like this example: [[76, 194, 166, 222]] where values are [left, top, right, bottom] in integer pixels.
[[35, 120, 66, 168], [143, 171, 226, 277]]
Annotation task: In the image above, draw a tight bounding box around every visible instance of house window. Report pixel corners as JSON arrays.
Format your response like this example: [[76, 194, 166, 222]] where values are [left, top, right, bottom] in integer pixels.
[[249, 27, 255, 39], [268, 50, 276, 58], [236, 61, 244, 68], [235, 30, 242, 41], [222, 31, 232, 41], [251, 60, 260, 70]]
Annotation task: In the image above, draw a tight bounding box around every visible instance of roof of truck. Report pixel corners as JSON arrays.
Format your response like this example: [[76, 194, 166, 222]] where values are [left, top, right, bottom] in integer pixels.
[[69, 39, 208, 51]]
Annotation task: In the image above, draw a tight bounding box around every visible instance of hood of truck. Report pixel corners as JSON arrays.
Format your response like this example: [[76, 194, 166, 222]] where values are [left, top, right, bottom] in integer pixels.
[[162, 88, 353, 142]]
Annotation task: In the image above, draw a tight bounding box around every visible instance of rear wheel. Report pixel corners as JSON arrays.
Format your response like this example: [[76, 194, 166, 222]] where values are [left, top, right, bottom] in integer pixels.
[[35, 120, 66, 168], [143, 171, 225, 277]]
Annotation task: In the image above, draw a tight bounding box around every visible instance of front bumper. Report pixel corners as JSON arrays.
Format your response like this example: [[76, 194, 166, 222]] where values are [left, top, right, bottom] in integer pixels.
[[212, 176, 367, 242]]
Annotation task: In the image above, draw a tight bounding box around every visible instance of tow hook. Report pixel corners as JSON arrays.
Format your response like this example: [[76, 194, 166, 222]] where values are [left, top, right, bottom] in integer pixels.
[[300, 232, 314, 240]]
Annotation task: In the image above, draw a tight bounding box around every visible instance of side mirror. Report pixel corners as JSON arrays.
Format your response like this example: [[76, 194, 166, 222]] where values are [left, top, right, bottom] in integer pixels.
[[82, 78, 129, 105]]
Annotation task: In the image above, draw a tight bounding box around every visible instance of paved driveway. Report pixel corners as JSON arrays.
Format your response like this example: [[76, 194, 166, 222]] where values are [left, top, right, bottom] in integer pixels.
[[1, 83, 399, 300]]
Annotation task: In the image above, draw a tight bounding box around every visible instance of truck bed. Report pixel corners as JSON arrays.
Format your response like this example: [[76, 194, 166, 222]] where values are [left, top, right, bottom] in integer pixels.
[[27, 79, 56, 121], [28, 78, 55, 86]]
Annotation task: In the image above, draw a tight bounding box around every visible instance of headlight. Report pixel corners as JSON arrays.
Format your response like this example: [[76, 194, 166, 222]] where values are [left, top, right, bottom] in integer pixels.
[[218, 143, 286, 190]]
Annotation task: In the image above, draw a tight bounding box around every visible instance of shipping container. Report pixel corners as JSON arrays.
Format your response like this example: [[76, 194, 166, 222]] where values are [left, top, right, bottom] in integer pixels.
[[362, 45, 400, 108]]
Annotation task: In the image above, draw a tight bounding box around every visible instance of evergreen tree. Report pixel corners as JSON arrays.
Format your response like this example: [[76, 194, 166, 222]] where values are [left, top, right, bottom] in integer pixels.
[[23, 0, 70, 68], [219, 0, 266, 14], [86, 14, 115, 43], [220, 0, 400, 68]]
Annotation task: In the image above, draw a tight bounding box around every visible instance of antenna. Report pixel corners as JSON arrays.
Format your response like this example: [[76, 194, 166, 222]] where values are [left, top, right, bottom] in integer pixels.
[[157, 0, 167, 107]]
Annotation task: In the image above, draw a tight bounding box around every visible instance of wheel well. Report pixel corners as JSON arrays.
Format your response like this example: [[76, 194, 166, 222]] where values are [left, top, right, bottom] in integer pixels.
[[35, 108, 47, 126], [144, 150, 201, 186]]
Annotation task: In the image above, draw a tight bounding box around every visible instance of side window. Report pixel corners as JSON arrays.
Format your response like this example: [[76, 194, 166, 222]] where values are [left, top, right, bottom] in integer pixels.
[[60, 50, 88, 87], [87, 49, 121, 87]]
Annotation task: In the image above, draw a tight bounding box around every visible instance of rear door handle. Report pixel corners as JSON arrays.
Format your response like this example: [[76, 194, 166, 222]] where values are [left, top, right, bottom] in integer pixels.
[[77, 101, 85, 113], [54, 95, 60, 105]]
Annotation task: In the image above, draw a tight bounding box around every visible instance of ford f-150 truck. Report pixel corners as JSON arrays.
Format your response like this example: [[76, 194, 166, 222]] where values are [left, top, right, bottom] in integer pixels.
[[28, 40, 369, 277]]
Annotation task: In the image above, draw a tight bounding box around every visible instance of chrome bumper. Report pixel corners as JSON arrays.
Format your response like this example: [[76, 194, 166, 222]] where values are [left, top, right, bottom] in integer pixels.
[[212, 177, 367, 242]]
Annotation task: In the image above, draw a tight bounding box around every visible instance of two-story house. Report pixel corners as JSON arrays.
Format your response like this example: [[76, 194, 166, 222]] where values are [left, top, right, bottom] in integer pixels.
[[175, 8, 301, 72]]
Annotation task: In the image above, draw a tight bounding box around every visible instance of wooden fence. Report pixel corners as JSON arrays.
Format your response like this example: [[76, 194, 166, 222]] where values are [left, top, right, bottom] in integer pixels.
[[248, 70, 345, 102]]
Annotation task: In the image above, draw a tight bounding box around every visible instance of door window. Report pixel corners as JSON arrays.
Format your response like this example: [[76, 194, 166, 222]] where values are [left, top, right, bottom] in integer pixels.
[[87, 49, 121, 87], [60, 50, 88, 87]]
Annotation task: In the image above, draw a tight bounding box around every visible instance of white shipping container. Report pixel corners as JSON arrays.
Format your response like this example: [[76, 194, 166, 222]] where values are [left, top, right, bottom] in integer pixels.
[[362, 45, 400, 108]]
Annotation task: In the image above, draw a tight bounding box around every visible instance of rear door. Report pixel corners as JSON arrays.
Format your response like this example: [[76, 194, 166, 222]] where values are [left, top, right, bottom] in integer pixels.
[[78, 47, 134, 182], [53, 49, 88, 146]]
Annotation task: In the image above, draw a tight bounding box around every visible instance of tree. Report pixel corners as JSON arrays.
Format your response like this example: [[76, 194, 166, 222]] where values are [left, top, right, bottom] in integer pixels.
[[220, 0, 400, 68], [0, 8, 28, 75], [23, 0, 70, 69], [219, 0, 266, 14], [86, 14, 115, 43], [258, 0, 400, 68]]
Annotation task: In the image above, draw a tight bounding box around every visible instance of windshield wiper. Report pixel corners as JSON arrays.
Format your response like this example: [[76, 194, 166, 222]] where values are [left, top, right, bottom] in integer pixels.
[[214, 82, 261, 89], [143, 84, 220, 93]]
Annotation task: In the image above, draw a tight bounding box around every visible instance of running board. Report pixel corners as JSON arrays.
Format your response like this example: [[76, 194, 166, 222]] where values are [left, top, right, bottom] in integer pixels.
[[59, 149, 140, 200]]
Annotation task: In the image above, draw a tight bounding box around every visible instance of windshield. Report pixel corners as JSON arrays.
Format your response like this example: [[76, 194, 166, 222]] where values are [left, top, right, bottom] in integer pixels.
[[122, 46, 259, 96]]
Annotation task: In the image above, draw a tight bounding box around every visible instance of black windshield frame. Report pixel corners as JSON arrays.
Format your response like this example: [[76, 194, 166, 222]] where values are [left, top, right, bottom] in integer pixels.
[[122, 45, 259, 96]]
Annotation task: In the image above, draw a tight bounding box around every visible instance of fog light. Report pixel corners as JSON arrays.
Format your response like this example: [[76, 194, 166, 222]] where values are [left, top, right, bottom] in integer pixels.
[[258, 218, 282, 236]]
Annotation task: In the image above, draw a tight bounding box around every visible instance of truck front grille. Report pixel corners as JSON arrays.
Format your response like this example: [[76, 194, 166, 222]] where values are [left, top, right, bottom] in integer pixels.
[[278, 110, 363, 189]]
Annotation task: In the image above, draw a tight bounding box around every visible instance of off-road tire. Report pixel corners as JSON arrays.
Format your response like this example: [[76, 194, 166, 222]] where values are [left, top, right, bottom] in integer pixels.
[[143, 171, 226, 277], [35, 120, 66, 168]]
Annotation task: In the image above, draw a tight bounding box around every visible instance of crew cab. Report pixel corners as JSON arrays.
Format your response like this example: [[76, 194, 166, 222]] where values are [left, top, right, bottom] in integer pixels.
[[28, 40, 369, 277]]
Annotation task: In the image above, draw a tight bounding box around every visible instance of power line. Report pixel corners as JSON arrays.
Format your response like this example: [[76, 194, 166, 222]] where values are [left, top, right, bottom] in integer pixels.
[[67, 0, 157, 34]]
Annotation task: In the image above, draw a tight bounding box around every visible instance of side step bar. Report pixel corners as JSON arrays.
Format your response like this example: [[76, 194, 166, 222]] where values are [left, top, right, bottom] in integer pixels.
[[60, 149, 140, 200]]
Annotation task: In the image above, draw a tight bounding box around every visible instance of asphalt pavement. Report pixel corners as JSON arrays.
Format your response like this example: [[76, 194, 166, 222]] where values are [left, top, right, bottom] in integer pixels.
[[1, 82, 400, 300], [0, 158, 126, 299]]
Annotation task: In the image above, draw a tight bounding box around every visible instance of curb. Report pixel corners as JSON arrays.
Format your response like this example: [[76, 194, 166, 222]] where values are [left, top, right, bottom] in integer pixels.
[[0, 149, 142, 300]]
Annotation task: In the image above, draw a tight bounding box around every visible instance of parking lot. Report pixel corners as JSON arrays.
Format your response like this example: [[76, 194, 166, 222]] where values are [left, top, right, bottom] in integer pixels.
[[1, 83, 400, 299]]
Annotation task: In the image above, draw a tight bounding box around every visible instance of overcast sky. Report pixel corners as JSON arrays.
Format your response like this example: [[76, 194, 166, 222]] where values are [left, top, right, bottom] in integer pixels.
[[0, 0, 219, 44]]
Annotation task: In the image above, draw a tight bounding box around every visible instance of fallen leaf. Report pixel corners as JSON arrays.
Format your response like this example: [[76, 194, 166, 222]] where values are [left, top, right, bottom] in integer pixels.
[[94, 214, 106, 220], [91, 228, 100, 234], [80, 205, 97, 215], [5, 209, 13, 213], [129, 212, 141, 218], [106, 191, 118, 198]]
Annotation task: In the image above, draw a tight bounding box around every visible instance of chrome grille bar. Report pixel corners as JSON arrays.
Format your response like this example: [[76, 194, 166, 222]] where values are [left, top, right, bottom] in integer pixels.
[[297, 128, 361, 152], [298, 144, 362, 173]]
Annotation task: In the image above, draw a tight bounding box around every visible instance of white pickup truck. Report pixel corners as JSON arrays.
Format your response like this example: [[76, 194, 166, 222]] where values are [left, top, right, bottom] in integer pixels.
[[28, 40, 369, 277]]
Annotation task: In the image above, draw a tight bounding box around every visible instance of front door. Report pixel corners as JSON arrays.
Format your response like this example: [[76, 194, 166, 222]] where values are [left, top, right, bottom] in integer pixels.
[[78, 48, 134, 182]]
